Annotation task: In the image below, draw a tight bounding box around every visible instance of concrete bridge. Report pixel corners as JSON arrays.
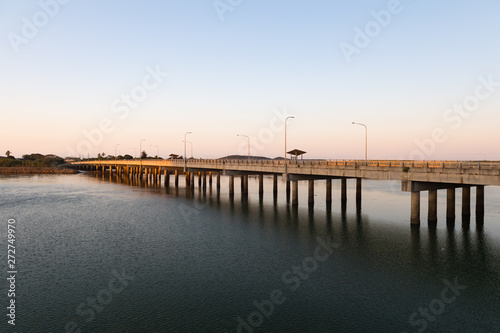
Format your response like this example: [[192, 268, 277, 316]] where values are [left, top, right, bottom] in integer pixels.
[[72, 159, 500, 226]]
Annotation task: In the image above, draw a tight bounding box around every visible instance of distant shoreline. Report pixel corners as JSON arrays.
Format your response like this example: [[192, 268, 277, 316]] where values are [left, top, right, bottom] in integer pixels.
[[0, 167, 79, 175]]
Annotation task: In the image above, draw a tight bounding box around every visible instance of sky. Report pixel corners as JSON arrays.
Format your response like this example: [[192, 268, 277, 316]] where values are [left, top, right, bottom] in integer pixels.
[[1, 0, 499, 160]]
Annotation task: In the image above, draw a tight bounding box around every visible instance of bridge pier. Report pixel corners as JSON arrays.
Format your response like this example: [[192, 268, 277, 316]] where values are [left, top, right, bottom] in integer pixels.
[[164, 170, 169, 186], [428, 190, 438, 223], [341, 179, 347, 203], [462, 187, 471, 218], [229, 175, 234, 198], [198, 172, 202, 188], [411, 191, 420, 225], [273, 175, 278, 200], [258, 175, 264, 199], [202, 172, 207, 193], [292, 180, 298, 206], [308, 180, 314, 206], [286, 180, 291, 203], [356, 178, 362, 203], [190, 172, 195, 190], [447, 188, 455, 222], [209, 172, 212, 190], [476, 185, 485, 217], [216, 173, 221, 193], [326, 179, 332, 204], [174, 170, 179, 187]]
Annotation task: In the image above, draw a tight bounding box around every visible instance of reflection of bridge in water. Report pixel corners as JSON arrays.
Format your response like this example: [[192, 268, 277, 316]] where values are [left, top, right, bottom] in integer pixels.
[[73, 159, 500, 226]]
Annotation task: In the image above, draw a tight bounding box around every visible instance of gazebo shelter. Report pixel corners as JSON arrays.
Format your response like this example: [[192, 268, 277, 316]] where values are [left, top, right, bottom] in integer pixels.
[[169, 154, 180, 159], [287, 149, 307, 160]]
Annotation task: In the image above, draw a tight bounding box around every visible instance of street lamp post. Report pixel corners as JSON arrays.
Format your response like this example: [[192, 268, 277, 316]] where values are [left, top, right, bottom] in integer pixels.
[[184, 132, 191, 171], [237, 134, 250, 161], [285, 116, 295, 172], [182, 141, 193, 158], [352, 122, 367, 160]]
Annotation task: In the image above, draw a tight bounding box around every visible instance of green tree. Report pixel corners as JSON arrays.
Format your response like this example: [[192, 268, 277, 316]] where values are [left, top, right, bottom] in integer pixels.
[[5, 150, 11, 157], [141, 150, 147, 159]]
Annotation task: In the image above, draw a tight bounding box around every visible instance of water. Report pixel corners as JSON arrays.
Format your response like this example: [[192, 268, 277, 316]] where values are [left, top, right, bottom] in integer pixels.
[[1, 173, 500, 332]]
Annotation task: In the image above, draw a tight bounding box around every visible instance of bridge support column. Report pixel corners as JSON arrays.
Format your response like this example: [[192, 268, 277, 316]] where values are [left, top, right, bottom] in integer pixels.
[[202, 172, 207, 193], [356, 178, 362, 203], [428, 190, 438, 223], [476, 186, 484, 217], [190, 172, 195, 189], [273, 175, 278, 200], [341, 179, 347, 203], [462, 187, 471, 218], [286, 180, 291, 203], [446, 188, 455, 222], [243, 175, 248, 196], [216, 173, 221, 193], [198, 172, 202, 188], [174, 170, 179, 187], [229, 175, 234, 198], [326, 179, 332, 204], [164, 170, 169, 186], [411, 191, 421, 225], [292, 180, 298, 206], [240, 175, 245, 194], [258, 175, 264, 197], [308, 180, 314, 206], [209, 172, 212, 190]]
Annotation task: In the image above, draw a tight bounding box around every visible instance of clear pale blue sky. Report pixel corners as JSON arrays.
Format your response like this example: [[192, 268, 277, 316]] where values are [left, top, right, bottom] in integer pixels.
[[1, 0, 499, 160]]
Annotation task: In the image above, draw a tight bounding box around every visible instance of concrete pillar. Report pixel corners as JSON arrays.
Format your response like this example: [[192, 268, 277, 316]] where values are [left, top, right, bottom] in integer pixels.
[[258, 175, 264, 196], [308, 180, 314, 205], [229, 175, 234, 197], [209, 172, 213, 189], [286, 180, 291, 203], [341, 179, 347, 202], [202, 172, 207, 191], [164, 170, 169, 186], [411, 191, 421, 225], [428, 190, 438, 223], [292, 180, 298, 206], [273, 174, 278, 199], [356, 178, 362, 203], [326, 179, 332, 203], [190, 172, 195, 189], [174, 170, 179, 187], [243, 175, 249, 195], [446, 188, 455, 221], [216, 173, 221, 193], [198, 172, 202, 188], [240, 175, 245, 193], [476, 185, 485, 216], [462, 187, 471, 217]]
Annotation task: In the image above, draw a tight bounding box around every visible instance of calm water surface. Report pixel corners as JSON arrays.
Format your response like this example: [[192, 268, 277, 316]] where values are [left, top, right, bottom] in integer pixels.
[[1, 173, 500, 332]]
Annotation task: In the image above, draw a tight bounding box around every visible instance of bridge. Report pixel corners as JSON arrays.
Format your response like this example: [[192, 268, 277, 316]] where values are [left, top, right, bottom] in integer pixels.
[[73, 159, 500, 226]]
